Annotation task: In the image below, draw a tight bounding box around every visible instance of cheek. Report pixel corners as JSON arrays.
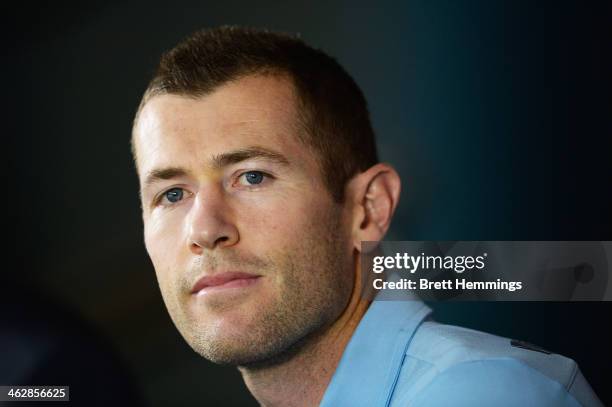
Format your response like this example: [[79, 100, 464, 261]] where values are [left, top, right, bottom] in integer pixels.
[[144, 210, 188, 273], [241, 190, 341, 260], [240, 194, 311, 242], [144, 217, 189, 314]]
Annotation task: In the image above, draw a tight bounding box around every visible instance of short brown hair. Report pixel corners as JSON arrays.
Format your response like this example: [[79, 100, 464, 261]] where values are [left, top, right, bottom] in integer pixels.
[[133, 26, 379, 202]]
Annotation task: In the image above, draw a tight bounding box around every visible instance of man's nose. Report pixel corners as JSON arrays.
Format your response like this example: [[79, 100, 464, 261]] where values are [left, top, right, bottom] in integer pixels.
[[186, 185, 239, 254]]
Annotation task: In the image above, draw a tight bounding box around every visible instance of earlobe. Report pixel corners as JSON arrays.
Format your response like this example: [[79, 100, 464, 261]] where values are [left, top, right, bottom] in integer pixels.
[[349, 163, 401, 251]]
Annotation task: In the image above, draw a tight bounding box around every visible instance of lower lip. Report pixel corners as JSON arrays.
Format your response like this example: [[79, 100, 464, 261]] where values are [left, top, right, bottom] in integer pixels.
[[193, 276, 261, 297]]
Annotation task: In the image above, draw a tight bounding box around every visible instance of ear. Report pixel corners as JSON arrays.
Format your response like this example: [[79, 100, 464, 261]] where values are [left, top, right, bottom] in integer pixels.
[[346, 163, 401, 251]]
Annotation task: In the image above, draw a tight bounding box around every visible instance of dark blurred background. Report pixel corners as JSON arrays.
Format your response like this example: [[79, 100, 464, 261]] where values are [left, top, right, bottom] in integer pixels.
[[4, 1, 611, 406]]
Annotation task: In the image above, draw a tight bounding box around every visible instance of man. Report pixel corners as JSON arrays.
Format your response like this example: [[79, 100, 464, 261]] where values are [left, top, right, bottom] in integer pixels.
[[131, 26, 602, 406]]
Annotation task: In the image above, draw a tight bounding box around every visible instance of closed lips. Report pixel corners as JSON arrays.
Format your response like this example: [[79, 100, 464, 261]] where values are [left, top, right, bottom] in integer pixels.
[[191, 272, 261, 293]]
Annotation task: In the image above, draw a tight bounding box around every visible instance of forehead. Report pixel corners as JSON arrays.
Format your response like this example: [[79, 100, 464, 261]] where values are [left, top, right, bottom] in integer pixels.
[[133, 74, 307, 175]]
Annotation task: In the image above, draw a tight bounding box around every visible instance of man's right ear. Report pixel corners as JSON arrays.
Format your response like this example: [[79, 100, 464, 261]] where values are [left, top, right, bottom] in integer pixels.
[[345, 163, 401, 252]]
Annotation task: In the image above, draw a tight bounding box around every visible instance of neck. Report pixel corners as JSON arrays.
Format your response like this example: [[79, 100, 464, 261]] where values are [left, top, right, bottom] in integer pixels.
[[238, 264, 371, 407]]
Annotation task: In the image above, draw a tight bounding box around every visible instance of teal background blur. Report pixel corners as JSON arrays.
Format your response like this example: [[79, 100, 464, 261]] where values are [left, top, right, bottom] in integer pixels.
[[5, 1, 611, 406]]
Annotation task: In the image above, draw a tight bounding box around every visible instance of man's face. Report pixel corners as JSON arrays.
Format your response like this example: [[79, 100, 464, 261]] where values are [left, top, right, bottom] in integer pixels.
[[133, 74, 355, 366]]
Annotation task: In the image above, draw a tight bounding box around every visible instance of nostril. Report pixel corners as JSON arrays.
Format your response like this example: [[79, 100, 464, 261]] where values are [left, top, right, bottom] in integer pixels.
[[190, 241, 204, 253]]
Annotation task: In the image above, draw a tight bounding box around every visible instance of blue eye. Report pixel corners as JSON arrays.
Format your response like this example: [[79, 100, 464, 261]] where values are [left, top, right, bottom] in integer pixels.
[[243, 171, 264, 185], [164, 188, 184, 203]]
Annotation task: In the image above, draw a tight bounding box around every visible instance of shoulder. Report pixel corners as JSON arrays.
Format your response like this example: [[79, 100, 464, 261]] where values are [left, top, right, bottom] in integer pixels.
[[390, 321, 602, 406], [408, 357, 582, 407], [408, 321, 576, 385]]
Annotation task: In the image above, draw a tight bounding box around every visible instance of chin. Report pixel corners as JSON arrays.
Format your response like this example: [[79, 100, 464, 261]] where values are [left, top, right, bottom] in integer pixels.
[[189, 332, 280, 367]]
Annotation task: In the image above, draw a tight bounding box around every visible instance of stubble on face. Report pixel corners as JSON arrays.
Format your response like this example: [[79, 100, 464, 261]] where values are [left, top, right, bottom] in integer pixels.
[[160, 203, 353, 367]]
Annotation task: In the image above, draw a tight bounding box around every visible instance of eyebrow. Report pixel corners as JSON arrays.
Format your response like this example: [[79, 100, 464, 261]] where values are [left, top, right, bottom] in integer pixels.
[[143, 167, 188, 187], [211, 146, 290, 168], [143, 146, 290, 187]]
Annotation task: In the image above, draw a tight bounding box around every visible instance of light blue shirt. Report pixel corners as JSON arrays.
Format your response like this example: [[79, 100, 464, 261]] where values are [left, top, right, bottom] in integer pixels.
[[320, 295, 602, 406]]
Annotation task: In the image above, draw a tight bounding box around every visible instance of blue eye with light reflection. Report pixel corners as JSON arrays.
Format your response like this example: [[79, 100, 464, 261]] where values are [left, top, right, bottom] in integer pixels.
[[164, 188, 184, 203], [243, 171, 265, 185]]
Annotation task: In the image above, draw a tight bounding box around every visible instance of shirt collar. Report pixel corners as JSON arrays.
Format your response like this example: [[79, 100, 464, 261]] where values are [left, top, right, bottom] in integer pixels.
[[319, 282, 432, 407]]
